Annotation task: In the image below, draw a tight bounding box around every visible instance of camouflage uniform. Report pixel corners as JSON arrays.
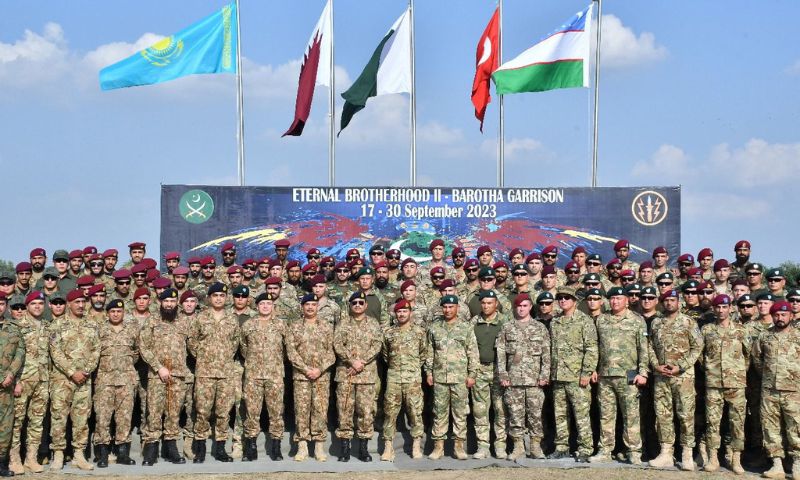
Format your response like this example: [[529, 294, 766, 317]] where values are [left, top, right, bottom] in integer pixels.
[[139, 315, 191, 443], [230, 308, 254, 452], [744, 318, 772, 451], [0, 321, 25, 458], [93, 320, 139, 446], [594, 310, 649, 455], [470, 311, 510, 453], [381, 322, 427, 441], [316, 297, 342, 326], [10, 313, 49, 454], [240, 315, 286, 440], [752, 327, 800, 459], [286, 318, 335, 442], [648, 313, 703, 448], [549, 309, 598, 456], [333, 315, 383, 440], [424, 320, 479, 441], [700, 320, 749, 452], [467, 289, 512, 317], [495, 318, 550, 443], [188, 309, 241, 441], [48, 313, 100, 451]]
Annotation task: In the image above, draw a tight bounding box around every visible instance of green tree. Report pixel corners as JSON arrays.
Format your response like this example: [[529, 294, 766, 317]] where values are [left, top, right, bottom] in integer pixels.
[[777, 260, 800, 288], [0, 259, 12, 272]]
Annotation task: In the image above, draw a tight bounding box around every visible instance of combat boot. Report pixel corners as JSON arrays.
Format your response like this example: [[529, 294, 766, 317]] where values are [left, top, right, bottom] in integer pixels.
[[411, 438, 423, 459], [357, 440, 371, 462], [791, 459, 799, 480], [731, 451, 745, 475], [50, 451, 63, 471], [24, 447, 44, 473], [380, 440, 394, 462], [704, 447, 720, 472], [314, 442, 328, 462], [242, 438, 255, 462], [453, 439, 468, 460], [95, 444, 109, 468], [428, 440, 444, 460], [160, 440, 169, 460], [116, 443, 136, 465], [231, 440, 243, 460], [212, 440, 233, 462], [494, 442, 507, 460], [529, 438, 545, 459], [680, 446, 696, 471], [294, 441, 308, 462], [271, 439, 283, 461], [627, 450, 643, 465], [648, 443, 674, 468], [182, 437, 194, 461], [337, 439, 350, 462], [763, 457, 786, 479], [696, 441, 708, 468], [192, 440, 206, 464], [0, 457, 12, 477], [142, 442, 158, 466], [164, 440, 186, 464], [508, 437, 526, 461], [72, 449, 94, 470], [8, 447, 22, 475], [589, 448, 612, 463], [473, 444, 490, 459]]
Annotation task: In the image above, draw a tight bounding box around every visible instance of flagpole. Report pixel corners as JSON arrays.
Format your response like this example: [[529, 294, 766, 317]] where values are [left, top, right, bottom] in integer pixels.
[[409, 0, 417, 187], [328, 0, 336, 187], [591, 0, 602, 187], [235, 0, 246, 186], [497, 0, 504, 188]]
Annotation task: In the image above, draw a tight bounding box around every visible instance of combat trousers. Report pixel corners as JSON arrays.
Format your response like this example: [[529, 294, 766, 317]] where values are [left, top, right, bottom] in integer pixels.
[[552, 381, 593, 455], [598, 377, 642, 453], [243, 377, 285, 439], [181, 378, 195, 440], [11, 377, 48, 450], [50, 376, 92, 450], [472, 363, 507, 448], [431, 382, 469, 441], [761, 388, 800, 459], [704, 386, 745, 451], [505, 385, 544, 440], [93, 384, 135, 445], [0, 387, 13, 457], [335, 381, 375, 440], [382, 382, 424, 440], [194, 377, 234, 441], [654, 374, 695, 448], [293, 374, 330, 442], [144, 378, 187, 443], [231, 364, 244, 445]]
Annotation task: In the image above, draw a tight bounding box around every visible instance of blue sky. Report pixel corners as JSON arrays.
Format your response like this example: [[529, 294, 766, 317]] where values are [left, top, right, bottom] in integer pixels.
[[1, 1, 798, 267]]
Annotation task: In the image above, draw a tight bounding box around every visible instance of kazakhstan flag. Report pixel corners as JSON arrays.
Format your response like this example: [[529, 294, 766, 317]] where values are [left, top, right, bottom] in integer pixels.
[[100, 3, 237, 90]]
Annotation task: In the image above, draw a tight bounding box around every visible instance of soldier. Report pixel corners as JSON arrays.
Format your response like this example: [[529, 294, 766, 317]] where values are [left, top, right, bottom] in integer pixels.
[[13, 263, 33, 297], [477, 245, 495, 267], [285, 294, 335, 462], [164, 252, 181, 275], [744, 292, 773, 465], [425, 280, 471, 324], [171, 266, 191, 298], [541, 246, 566, 285], [697, 248, 714, 281], [310, 275, 341, 325], [126, 242, 146, 269], [50, 250, 76, 293], [713, 259, 733, 296], [526, 253, 543, 284], [699, 294, 748, 474], [273, 239, 291, 268], [264, 277, 301, 324], [746, 263, 767, 296], [109, 269, 133, 311], [419, 239, 456, 281], [386, 249, 403, 284], [452, 247, 467, 285], [92, 299, 139, 468], [467, 267, 511, 317], [547, 286, 597, 462], [751, 302, 800, 479], [652, 246, 670, 276], [374, 262, 399, 305], [29, 248, 47, 285], [589, 287, 649, 464], [496, 293, 551, 460], [648, 289, 703, 471], [765, 268, 787, 299], [470, 290, 509, 459], [188, 282, 240, 463], [638, 261, 656, 288], [348, 267, 389, 326], [102, 249, 119, 277], [507, 264, 534, 302], [229, 285, 253, 459], [729, 241, 751, 282], [425, 295, 479, 460], [9, 292, 50, 474], [571, 247, 587, 273], [177, 290, 199, 460], [638, 286, 661, 460], [564, 261, 582, 288], [85, 284, 108, 326], [380, 300, 427, 462], [48, 290, 100, 471], [0, 302, 24, 477], [328, 262, 352, 307], [240, 293, 286, 461]]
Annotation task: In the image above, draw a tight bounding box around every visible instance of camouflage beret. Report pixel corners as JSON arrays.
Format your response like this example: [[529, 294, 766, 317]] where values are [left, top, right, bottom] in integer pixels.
[[556, 286, 577, 299]]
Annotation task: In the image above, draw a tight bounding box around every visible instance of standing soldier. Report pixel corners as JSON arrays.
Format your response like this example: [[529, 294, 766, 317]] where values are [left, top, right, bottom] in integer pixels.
[[334, 292, 383, 462], [48, 290, 100, 471], [648, 289, 703, 471], [700, 294, 748, 474], [92, 299, 139, 468], [139, 289, 191, 466], [753, 301, 800, 480], [547, 286, 598, 462], [285, 294, 335, 462], [188, 282, 241, 463], [425, 295, 479, 460], [229, 285, 253, 459], [380, 300, 427, 461], [0, 303, 24, 477], [240, 293, 287, 461], [589, 287, 649, 464], [496, 294, 551, 460], [178, 290, 199, 460], [311, 275, 341, 325]]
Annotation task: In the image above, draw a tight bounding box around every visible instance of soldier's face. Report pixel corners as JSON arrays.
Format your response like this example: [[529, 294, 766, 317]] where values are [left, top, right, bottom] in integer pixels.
[[514, 300, 532, 319], [431, 246, 444, 261], [732, 285, 749, 299], [30, 255, 46, 269], [190, 264, 202, 276], [287, 268, 301, 282], [713, 304, 731, 320], [27, 299, 45, 317], [790, 298, 800, 314], [653, 252, 668, 267], [210, 292, 226, 309], [442, 303, 458, 320], [662, 297, 679, 313], [275, 247, 288, 260], [54, 259, 68, 274], [16, 271, 32, 286], [50, 301, 66, 317], [585, 260, 601, 273], [228, 273, 243, 286], [495, 268, 508, 283], [746, 272, 762, 286], [202, 265, 216, 279], [222, 250, 236, 265], [479, 252, 493, 266], [536, 301, 553, 316], [466, 265, 479, 281], [510, 253, 524, 266], [773, 310, 792, 330], [640, 268, 654, 283], [257, 264, 270, 278], [615, 247, 630, 261], [303, 301, 318, 317], [166, 259, 179, 271], [182, 298, 198, 314], [738, 303, 755, 318], [269, 266, 283, 278], [402, 264, 417, 278], [376, 267, 389, 281], [242, 265, 256, 279], [480, 298, 498, 316], [173, 275, 188, 289], [104, 256, 118, 271], [115, 280, 131, 295], [160, 297, 178, 314], [542, 252, 557, 266], [358, 275, 374, 290], [479, 277, 496, 290], [640, 296, 658, 312], [609, 295, 627, 314], [757, 300, 774, 316], [108, 308, 124, 324], [43, 276, 59, 291], [312, 283, 327, 297], [714, 267, 730, 282], [556, 295, 575, 312], [10, 305, 25, 319], [542, 274, 556, 290], [768, 277, 785, 292], [349, 299, 366, 316], [68, 298, 85, 316], [266, 285, 281, 297], [233, 296, 249, 310], [135, 295, 151, 312], [395, 308, 411, 324], [586, 296, 604, 312], [91, 293, 106, 310], [130, 248, 145, 263], [90, 261, 104, 275], [735, 247, 750, 262], [513, 270, 529, 286], [572, 252, 586, 266], [700, 256, 713, 269], [0, 302, 7, 317], [69, 258, 82, 273], [335, 268, 350, 281], [567, 271, 581, 282], [257, 300, 274, 316]]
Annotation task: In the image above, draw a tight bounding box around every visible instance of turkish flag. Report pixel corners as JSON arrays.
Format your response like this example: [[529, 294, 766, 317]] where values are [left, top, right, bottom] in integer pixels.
[[471, 8, 499, 132]]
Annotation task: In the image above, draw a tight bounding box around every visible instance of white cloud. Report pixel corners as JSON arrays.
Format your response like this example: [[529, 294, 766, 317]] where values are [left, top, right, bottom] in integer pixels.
[[632, 144, 689, 179], [83, 32, 164, 70], [684, 192, 771, 220], [709, 139, 800, 188], [601, 14, 668, 69], [0, 22, 65, 63]]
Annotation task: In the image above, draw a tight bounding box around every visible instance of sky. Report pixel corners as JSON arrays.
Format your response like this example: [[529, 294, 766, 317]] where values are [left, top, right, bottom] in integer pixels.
[[1, 1, 798, 267]]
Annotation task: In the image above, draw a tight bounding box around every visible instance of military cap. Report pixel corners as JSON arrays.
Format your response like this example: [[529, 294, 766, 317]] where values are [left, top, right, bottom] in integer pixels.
[[451, 247, 465, 258], [89, 253, 102, 262], [387, 248, 402, 259], [87, 284, 105, 297], [231, 285, 250, 298], [565, 261, 580, 273], [641, 286, 658, 298], [333, 261, 348, 271], [677, 253, 694, 264], [49, 291, 66, 303], [613, 239, 630, 251], [536, 292, 555, 304], [128, 242, 146, 250], [656, 272, 675, 282], [429, 266, 445, 278], [606, 286, 625, 298], [492, 261, 509, 270], [479, 290, 497, 300], [141, 258, 157, 270], [624, 283, 642, 294], [513, 293, 532, 306], [393, 299, 411, 312], [187, 256, 202, 265], [68, 249, 83, 260], [274, 239, 290, 248], [152, 277, 171, 289], [307, 247, 322, 257], [509, 248, 525, 259], [428, 239, 445, 251], [264, 276, 282, 286], [556, 286, 578, 299], [53, 250, 70, 261], [24, 291, 45, 305], [659, 289, 679, 301], [199, 256, 215, 267], [712, 294, 731, 306], [652, 246, 668, 257], [542, 245, 558, 255], [713, 259, 729, 271], [697, 248, 713, 259], [583, 273, 601, 283], [172, 266, 190, 276], [737, 294, 755, 306], [620, 269, 636, 279], [585, 288, 604, 298], [300, 293, 318, 305], [770, 301, 791, 314], [15, 262, 32, 273], [746, 263, 764, 273], [525, 252, 542, 262], [767, 268, 784, 279], [681, 280, 700, 292], [586, 253, 602, 262], [606, 258, 622, 269], [478, 267, 496, 279], [255, 292, 276, 304], [105, 299, 124, 311], [207, 282, 228, 295], [355, 267, 374, 279], [0, 270, 15, 282], [82, 246, 97, 255], [220, 242, 236, 253], [699, 280, 715, 292], [686, 267, 703, 277], [511, 264, 527, 274], [349, 291, 367, 303], [347, 258, 365, 269], [158, 288, 178, 301], [66, 290, 85, 302], [164, 251, 180, 261], [346, 248, 360, 258], [145, 270, 159, 282], [301, 263, 317, 274], [241, 258, 257, 267], [29, 247, 46, 258], [102, 249, 118, 258], [131, 263, 148, 275], [133, 287, 150, 299], [113, 269, 132, 280], [639, 261, 654, 270], [439, 295, 459, 306], [320, 256, 336, 266], [268, 259, 282, 269], [541, 265, 556, 276], [756, 292, 775, 302], [179, 290, 197, 303], [571, 246, 586, 257], [786, 289, 800, 300], [43, 267, 59, 279], [285, 260, 300, 270], [735, 240, 751, 250], [476, 245, 492, 256], [227, 265, 243, 275], [437, 279, 455, 291], [401, 257, 417, 268], [76, 275, 95, 287], [464, 258, 479, 269]]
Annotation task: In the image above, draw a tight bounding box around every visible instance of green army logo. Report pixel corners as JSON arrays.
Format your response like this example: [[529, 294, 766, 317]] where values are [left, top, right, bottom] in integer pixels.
[[179, 189, 214, 224]]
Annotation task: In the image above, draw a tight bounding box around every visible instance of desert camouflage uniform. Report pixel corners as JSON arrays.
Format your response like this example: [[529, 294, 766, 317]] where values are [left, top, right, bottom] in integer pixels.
[[744, 318, 772, 451], [381, 322, 427, 441], [240, 315, 286, 440], [10, 313, 49, 453], [93, 320, 139, 445], [316, 297, 342, 326]]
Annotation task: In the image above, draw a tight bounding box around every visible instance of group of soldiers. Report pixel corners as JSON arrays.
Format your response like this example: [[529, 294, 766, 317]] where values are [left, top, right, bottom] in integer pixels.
[[0, 238, 798, 479]]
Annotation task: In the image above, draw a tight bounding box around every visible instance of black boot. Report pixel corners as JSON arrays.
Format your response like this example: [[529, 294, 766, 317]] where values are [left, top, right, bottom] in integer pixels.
[[338, 439, 350, 462], [212, 440, 233, 463], [242, 438, 256, 462], [164, 440, 186, 464], [160, 440, 169, 460], [192, 440, 206, 464], [0, 457, 12, 477], [142, 442, 158, 466], [96, 444, 110, 468], [116, 443, 136, 465], [271, 439, 283, 461], [358, 439, 372, 462]]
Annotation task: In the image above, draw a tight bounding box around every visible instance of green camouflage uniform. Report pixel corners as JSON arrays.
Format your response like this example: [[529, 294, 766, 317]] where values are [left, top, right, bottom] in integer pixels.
[[10, 313, 49, 453], [470, 311, 510, 452], [93, 320, 139, 446], [316, 297, 342, 326], [744, 318, 772, 450], [240, 315, 286, 440], [381, 322, 427, 441], [0, 321, 25, 457]]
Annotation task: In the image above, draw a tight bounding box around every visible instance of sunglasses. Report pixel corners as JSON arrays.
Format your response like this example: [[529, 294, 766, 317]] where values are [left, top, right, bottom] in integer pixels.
[[467, 267, 479, 272], [746, 272, 761, 276], [308, 254, 321, 259], [89, 262, 103, 267], [544, 253, 557, 258], [54, 259, 68, 263], [587, 261, 601, 266], [11, 305, 26, 311], [243, 265, 256, 270], [223, 252, 236, 256], [555, 295, 573, 301], [50, 301, 66, 306], [302, 272, 316, 276], [609, 265, 622, 270], [133, 273, 147, 278], [336, 269, 349, 273], [387, 254, 401, 259], [740, 304, 756, 308], [684, 291, 699, 295], [0, 280, 14, 286], [788, 299, 800, 303], [587, 297, 602, 302], [44, 276, 58, 281], [370, 252, 384, 256], [627, 293, 640, 297], [641, 296, 657, 301], [233, 294, 248, 299], [702, 290, 715, 295], [480, 278, 495, 282], [768, 278, 783, 282], [585, 282, 600, 287], [657, 282, 673, 287], [432, 275, 445, 280], [513, 272, 528, 277], [537, 301, 553, 306], [202, 265, 215, 270], [454, 253, 465, 258], [350, 300, 366, 306]]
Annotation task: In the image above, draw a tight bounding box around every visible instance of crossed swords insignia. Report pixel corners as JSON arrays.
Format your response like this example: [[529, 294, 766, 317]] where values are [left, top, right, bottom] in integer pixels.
[[184, 200, 208, 219]]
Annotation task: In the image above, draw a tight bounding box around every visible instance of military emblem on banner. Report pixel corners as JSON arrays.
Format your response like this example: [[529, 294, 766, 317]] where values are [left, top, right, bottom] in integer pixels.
[[631, 190, 668, 226], [180, 189, 214, 224]]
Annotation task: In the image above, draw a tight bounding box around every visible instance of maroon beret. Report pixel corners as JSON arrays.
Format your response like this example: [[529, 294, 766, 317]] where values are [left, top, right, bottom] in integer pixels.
[[268, 259, 282, 269], [677, 253, 694, 264], [613, 239, 630, 251], [179, 290, 197, 303], [0, 292, 6, 301], [508, 248, 525, 259], [87, 284, 106, 296], [476, 245, 492, 256], [306, 248, 321, 257], [199, 257, 215, 267], [141, 258, 158, 270], [227, 265, 243, 275], [89, 253, 102, 262], [438, 279, 455, 291], [606, 258, 621, 269], [659, 289, 678, 301], [76, 275, 95, 287], [372, 260, 387, 269], [240, 258, 255, 267], [221, 242, 236, 253], [82, 246, 97, 255], [639, 261, 654, 270], [734, 240, 751, 250], [264, 276, 282, 286], [513, 293, 532, 307], [393, 299, 411, 312], [620, 269, 636, 279], [346, 248, 360, 257], [131, 263, 148, 274], [320, 256, 335, 265], [145, 270, 159, 282], [187, 256, 202, 265], [713, 259, 729, 272], [731, 279, 748, 288], [309, 274, 326, 285], [686, 267, 703, 277], [652, 246, 668, 257], [451, 247, 465, 258], [525, 252, 541, 262], [429, 239, 445, 251], [152, 277, 172, 289], [401, 258, 417, 267], [133, 287, 150, 299], [464, 258, 479, 269], [29, 248, 46, 258], [301, 262, 317, 273], [66, 290, 85, 302], [400, 280, 416, 292], [102, 249, 118, 258], [541, 245, 558, 255], [172, 266, 190, 276], [770, 301, 791, 314], [69, 249, 83, 260], [697, 248, 713, 260], [492, 261, 509, 270], [25, 291, 46, 305], [565, 261, 580, 273], [541, 265, 556, 276], [334, 261, 348, 270], [112, 269, 132, 280], [430, 266, 445, 277], [712, 294, 731, 306], [571, 246, 586, 257], [164, 251, 180, 261], [274, 239, 290, 248], [128, 242, 146, 249], [285, 260, 300, 270], [15, 262, 32, 273]]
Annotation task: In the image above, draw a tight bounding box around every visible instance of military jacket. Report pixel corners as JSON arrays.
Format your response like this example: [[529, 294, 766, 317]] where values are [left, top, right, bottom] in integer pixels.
[[188, 309, 240, 378], [49, 313, 100, 380], [240, 315, 286, 380], [701, 320, 750, 388], [550, 309, 598, 382], [316, 297, 342, 325], [753, 327, 800, 391], [139, 316, 191, 379], [424, 319, 479, 384], [495, 318, 550, 386], [0, 322, 24, 382], [12, 313, 49, 382], [96, 320, 139, 385], [382, 323, 427, 384], [595, 310, 649, 377], [285, 318, 335, 382], [648, 313, 703, 376], [333, 315, 382, 384]]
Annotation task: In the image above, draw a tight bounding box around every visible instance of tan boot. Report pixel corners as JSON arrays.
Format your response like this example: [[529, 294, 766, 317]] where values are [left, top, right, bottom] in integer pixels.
[[183, 437, 195, 460], [472, 445, 489, 459], [680, 446, 696, 471], [529, 437, 545, 459], [648, 443, 674, 468], [696, 440, 707, 468], [313, 442, 327, 462], [50, 451, 63, 471], [494, 442, 507, 460], [9, 446, 24, 475], [72, 450, 94, 471], [791, 459, 799, 480], [24, 447, 44, 473], [294, 441, 308, 462], [704, 447, 720, 472], [411, 438, 423, 459], [731, 451, 745, 475], [763, 457, 786, 479], [508, 437, 525, 461], [428, 440, 444, 460], [453, 439, 468, 460], [380, 440, 394, 462], [231, 441, 243, 459]]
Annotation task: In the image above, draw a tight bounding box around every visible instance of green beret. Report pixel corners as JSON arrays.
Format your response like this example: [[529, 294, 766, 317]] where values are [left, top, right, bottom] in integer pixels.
[[356, 267, 374, 278], [623, 283, 642, 294], [536, 292, 554, 303], [656, 272, 674, 282], [585, 288, 603, 298], [606, 286, 625, 298], [232, 285, 250, 297], [478, 290, 497, 300], [583, 273, 601, 283], [478, 267, 496, 279], [641, 286, 658, 297], [681, 280, 700, 292], [439, 294, 459, 306], [756, 292, 774, 302], [746, 263, 764, 273]]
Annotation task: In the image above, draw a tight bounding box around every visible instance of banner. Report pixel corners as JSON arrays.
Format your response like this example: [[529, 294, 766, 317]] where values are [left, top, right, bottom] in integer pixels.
[[161, 186, 680, 265]]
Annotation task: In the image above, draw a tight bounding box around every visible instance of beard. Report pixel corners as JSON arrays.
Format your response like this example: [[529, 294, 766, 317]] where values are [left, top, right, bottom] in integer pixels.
[[375, 277, 389, 289], [774, 320, 788, 330], [93, 302, 105, 310], [325, 270, 335, 282], [160, 306, 178, 321]]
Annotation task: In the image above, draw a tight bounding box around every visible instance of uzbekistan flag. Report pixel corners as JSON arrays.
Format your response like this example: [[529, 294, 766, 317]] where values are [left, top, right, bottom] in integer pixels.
[[493, 4, 592, 94]]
